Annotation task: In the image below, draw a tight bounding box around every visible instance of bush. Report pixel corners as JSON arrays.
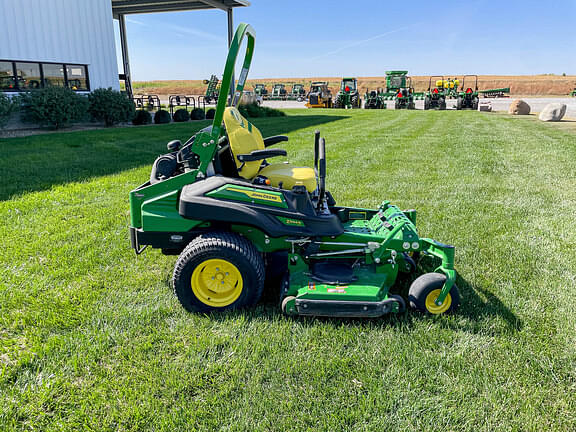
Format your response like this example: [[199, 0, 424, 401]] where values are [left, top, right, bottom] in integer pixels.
[[205, 108, 216, 120], [0, 92, 17, 129], [238, 103, 285, 118], [154, 110, 171, 124], [88, 88, 135, 126], [173, 108, 189, 122], [190, 108, 206, 120], [20, 87, 88, 129], [132, 109, 152, 125]]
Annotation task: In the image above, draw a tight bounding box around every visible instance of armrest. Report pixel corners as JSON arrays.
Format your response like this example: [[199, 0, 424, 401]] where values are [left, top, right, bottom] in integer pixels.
[[263, 135, 289, 147], [237, 149, 287, 162]]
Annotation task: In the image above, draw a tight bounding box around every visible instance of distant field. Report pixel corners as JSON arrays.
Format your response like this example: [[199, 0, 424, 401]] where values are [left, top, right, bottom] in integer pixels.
[[133, 74, 576, 97]]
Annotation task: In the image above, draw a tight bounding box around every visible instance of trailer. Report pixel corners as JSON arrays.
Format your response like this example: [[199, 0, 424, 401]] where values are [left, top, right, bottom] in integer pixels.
[[478, 87, 510, 98]]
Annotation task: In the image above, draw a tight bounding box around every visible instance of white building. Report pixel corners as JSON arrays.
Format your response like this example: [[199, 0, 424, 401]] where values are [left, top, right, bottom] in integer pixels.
[[0, 0, 249, 95]]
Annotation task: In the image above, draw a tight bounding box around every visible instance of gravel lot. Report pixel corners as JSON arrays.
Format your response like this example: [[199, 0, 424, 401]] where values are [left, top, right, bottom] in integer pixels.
[[263, 97, 576, 118]]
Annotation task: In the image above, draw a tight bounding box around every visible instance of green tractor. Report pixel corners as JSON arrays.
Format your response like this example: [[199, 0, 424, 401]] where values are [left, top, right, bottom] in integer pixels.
[[289, 83, 306, 102], [129, 23, 460, 318], [333, 78, 361, 109], [270, 83, 287, 100], [456, 75, 479, 110], [253, 83, 269, 100], [394, 76, 416, 110], [424, 76, 447, 110], [364, 88, 386, 109]]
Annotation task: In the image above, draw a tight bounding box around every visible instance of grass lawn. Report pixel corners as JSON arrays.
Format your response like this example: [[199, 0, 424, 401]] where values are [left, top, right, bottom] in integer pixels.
[[1, 109, 575, 431]]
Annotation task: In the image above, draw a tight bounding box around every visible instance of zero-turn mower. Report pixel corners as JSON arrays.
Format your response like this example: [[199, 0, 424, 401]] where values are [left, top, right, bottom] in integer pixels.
[[305, 82, 332, 108], [333, 78, 361, 109], [424, 76, 447, 110], [129, 24, 460, 318], [456, 75, 479, 110], [394, 76, 416, 110]]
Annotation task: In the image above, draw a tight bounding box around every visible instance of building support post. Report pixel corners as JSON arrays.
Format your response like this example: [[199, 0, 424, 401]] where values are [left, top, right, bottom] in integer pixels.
[[118, 14, 133, 99], [227, 7, 235, 101]]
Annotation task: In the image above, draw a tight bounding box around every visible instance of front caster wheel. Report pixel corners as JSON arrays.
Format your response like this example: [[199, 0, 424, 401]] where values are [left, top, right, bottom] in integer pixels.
[[173, 232, 265, 313], [408, 273, 460, 314]]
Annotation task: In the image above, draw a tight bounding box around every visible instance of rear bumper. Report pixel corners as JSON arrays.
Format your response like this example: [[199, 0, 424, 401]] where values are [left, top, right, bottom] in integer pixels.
[[130, 227, 196, 254]]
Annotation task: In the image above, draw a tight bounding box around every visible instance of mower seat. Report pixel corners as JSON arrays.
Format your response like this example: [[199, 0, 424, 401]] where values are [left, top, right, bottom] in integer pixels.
[[223, 107, 317, 192]]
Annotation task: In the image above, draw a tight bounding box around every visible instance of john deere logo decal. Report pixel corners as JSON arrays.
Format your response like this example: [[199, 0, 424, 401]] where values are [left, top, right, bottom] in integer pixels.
[[227, 187, 283, 203]]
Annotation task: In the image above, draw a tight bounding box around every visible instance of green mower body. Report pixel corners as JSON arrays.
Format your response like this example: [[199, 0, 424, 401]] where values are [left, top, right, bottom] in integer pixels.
[[129, 23, 460, 318]]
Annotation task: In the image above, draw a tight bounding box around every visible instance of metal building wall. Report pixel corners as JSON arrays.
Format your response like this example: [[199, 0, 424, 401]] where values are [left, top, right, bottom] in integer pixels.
[[0, 0, 119, 90]]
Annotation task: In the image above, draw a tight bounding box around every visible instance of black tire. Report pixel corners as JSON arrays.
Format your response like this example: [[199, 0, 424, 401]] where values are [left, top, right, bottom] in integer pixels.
[[394, 100, 399, 110], [456, 96, 463, 110], [439, 98, 447, 110], [472, 97, 479, 110], [424, 96, 431, 110], [172, 232, 265, 313], [351, 94, 359, 108], [399, 252, 417, 274], [408, 273, 460, 314]]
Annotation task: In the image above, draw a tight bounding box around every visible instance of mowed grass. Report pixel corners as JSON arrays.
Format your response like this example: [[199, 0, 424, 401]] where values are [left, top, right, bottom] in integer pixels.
[[1, 110, 576, 431]]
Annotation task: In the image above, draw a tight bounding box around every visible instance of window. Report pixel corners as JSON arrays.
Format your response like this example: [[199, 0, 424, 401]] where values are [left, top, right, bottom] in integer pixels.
[[0, 60, 89, 91], [42, 63, 66, 88], [65, 64, 88, 91], [15, 62, 42, 90], [0, 61, 15, 90]]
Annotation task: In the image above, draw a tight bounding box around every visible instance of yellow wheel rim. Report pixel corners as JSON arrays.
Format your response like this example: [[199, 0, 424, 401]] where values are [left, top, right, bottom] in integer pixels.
[[191, 259, 243, 307], [425, 289, 452, 314]]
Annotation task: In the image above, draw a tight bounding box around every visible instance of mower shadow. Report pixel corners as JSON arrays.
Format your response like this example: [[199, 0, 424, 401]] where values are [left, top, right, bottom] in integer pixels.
[[0, 114, 348, 201], [208, 261, 522, 336]]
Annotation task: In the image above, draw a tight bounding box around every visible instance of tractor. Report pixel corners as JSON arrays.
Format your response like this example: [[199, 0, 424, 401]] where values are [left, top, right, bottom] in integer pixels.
[[305, 81, 332, 108], [444, 78, 460, 99], [253, 83, 269, 100], [424, 76, 447, 110], [394, 77, 416, 110], [270, 83, 287, 100], [333, 78, 361, 109], [129, 23, 460, 318], [456, 75, 479, 110], [364, 88, 386, 109], [289, 84, 306, 102]]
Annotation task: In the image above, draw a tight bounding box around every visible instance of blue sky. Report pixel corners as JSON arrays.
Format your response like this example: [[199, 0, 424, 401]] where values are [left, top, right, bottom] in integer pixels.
[[116, 0, 576, 81]]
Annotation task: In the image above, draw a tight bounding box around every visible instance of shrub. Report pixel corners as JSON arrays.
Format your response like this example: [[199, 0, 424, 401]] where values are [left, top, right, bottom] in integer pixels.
[[132, 109, 152, 125], [173, 108, 189, 122], [88, 88, 135, 126], [0, 91, 17, 129], [205, 108, 216, 120], [238, 103, 285, 118], [190, 108, 206, 120], [154, 109, 171, 124], [20, 87, 88, 129]]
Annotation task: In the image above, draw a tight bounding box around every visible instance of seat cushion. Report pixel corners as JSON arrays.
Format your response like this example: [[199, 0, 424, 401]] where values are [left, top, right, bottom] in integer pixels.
[[259, 163, 317, 193]]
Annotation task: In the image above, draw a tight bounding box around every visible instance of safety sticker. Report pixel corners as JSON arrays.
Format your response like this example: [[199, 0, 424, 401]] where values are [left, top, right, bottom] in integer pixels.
[[327, 287, 347, 294]]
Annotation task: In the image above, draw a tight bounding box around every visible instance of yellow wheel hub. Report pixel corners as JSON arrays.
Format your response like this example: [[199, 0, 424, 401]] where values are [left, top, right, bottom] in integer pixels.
[[191, 259, 243, 307], [425, 289, 452, 314]]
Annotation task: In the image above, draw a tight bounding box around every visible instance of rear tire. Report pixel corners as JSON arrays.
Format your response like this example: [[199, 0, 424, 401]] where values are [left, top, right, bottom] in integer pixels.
[[173, 232, 265, 313], [456, 96, 463, 110], [424, 96, 431, 110], [408, 273, 460, 314]]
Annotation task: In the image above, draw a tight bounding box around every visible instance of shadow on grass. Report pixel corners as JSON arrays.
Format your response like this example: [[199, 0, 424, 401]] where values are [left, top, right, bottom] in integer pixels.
[[201, 257, 522, 336], [0, 114, 348, 201]]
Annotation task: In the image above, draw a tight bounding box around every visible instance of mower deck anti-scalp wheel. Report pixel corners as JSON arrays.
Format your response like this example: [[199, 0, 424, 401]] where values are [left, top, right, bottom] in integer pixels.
[[408, 273, 460, 314], [172, 232, 265, 313]]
